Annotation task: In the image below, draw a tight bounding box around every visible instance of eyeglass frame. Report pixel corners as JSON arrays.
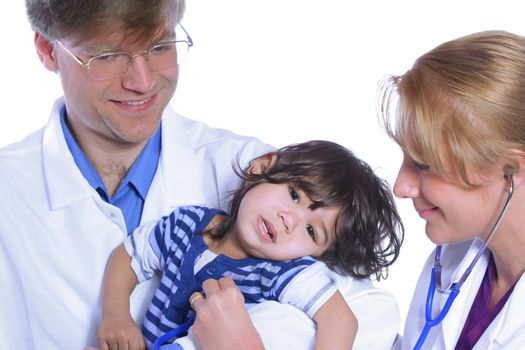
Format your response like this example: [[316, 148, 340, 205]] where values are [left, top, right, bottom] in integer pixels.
[[54, 25, 193, 80]]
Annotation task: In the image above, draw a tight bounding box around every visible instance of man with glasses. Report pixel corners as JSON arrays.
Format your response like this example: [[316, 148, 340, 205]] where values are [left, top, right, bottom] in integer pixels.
[[0, 1, 400, 349], [1, 0, 267, 348]]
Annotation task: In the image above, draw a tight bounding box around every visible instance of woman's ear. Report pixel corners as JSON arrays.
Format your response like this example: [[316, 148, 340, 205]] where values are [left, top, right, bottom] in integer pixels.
[[247, 153, 278, 175], [34, 32, 59, 73], [502, 148, 525, 188]]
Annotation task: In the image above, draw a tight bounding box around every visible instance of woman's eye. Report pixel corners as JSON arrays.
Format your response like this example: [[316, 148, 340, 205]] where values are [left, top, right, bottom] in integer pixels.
[[306, 224, 316, 242], [413, 160, 430, 170], [289, 187, 300, 203]]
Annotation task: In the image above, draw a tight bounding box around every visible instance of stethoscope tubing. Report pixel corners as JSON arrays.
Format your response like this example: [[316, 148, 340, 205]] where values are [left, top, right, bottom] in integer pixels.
[[413, 268, 460, 349], [153, 313, 196, 350]]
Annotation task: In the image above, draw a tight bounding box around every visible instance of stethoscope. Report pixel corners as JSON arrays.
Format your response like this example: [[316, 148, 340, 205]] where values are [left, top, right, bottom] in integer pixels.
[[413, 170, 514, 350], [152, 314, 196, 350]]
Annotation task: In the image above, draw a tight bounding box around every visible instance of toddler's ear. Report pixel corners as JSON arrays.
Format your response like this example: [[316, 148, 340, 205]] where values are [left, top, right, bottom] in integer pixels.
[[247, 153, 278, 175]]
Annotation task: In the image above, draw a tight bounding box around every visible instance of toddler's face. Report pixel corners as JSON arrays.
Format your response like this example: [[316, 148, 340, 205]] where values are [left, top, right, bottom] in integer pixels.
[[230, 182, 339, 261]]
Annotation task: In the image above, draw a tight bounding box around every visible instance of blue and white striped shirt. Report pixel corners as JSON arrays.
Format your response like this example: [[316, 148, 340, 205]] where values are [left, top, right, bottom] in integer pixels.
[[124, 206, 336, 348]]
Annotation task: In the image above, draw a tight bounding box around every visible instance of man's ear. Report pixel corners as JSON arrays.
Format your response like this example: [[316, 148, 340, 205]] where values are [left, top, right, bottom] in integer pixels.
[[34, 32, 59, 73], [247, 153, 278, 175]]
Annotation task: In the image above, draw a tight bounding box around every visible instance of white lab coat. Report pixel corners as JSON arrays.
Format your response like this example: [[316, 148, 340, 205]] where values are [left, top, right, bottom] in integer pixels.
[[0, 97, 400, 349], [178, 274, 401, 350], [400, 239, 525, 349]]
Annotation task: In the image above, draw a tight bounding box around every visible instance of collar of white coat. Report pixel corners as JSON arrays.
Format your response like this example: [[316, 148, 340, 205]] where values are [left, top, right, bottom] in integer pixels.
[[436, 239, 489, 349], [492, 273, 525, 346], [43, 97, 205, 214], [443, 241, 525, 348], [436, 239, 525, 348]]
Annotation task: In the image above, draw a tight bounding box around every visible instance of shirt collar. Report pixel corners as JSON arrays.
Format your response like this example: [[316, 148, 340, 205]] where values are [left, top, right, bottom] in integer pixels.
[[124, 123, 161, 199], [60, 107, 105, 192], [60, 106, 162, 200]]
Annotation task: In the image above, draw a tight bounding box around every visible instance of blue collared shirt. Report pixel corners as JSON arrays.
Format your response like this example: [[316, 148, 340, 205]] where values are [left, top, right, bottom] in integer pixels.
[[60, 106, 161, 234]]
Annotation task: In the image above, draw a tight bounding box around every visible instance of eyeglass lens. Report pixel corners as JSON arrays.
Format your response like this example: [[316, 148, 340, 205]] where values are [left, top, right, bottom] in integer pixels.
[[89, 41, 190, 80]]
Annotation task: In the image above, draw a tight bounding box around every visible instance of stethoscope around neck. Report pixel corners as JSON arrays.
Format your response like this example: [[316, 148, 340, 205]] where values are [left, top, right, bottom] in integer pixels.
[[413, 169, 514, 350]]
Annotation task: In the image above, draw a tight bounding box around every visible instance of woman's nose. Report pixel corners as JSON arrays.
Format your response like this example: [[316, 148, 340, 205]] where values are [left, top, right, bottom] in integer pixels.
[[393, 158, 420, 199]]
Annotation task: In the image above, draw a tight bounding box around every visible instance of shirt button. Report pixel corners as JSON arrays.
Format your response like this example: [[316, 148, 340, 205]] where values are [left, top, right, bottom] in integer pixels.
[[180, 284, 189, 294], [206, 266, 217, 275]]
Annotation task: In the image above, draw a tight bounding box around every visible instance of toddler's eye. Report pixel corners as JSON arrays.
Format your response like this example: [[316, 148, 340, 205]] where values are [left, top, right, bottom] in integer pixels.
[[289, 187, 300, 203], [306, 224, 316, 242]]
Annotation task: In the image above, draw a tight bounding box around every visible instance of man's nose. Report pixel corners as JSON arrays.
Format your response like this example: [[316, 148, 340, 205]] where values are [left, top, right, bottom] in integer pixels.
[[121, 55, 156, 93]]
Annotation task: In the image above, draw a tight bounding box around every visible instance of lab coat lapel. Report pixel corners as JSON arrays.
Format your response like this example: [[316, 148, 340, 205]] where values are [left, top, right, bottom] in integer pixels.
[[140, 106, 206, 223], [439, 240, 489, 349], [486, 273, 525, 348], [43, 97, 97, 210], [44, 99, 205, 222]]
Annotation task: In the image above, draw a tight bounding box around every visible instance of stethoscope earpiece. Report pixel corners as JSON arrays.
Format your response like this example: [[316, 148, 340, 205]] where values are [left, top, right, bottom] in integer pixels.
[[503, 165, 514, 180]]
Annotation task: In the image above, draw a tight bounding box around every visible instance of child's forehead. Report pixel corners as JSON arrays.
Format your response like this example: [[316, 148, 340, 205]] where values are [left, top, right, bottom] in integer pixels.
[[298, 185, 341, 207]]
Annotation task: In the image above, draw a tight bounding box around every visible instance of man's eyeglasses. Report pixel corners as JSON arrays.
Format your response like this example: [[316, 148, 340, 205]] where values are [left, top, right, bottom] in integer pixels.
[[55, 25, 193, 81]]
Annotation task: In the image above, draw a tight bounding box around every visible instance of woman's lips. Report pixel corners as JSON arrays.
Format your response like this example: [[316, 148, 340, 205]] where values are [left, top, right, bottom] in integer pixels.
[[416, 207, 438, 219]]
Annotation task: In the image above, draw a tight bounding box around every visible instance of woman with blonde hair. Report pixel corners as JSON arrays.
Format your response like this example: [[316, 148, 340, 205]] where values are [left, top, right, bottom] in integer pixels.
[[381, 30, 525, 349]]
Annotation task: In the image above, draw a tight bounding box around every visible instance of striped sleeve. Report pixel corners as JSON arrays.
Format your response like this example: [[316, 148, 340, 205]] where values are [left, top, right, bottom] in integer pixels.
[[148, 208, 203, 268], [123, 218, 165, 282], [123, 206, 211, 283]]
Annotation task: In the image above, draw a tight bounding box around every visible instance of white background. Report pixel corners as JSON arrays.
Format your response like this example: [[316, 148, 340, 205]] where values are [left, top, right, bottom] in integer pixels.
[[2, 0, 524, 331]]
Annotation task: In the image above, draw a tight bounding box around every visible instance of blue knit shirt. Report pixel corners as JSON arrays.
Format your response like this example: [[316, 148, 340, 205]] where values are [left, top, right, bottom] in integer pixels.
[[124, 206, 336, 348]]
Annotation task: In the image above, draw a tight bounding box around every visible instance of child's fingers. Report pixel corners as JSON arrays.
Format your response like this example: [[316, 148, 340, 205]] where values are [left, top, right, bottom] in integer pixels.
[[128, 336, 146, 350]]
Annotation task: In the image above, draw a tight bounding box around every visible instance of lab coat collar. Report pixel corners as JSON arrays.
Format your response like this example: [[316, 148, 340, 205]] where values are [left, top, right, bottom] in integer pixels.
[[44, 97, 98, 210], [140, 104, 206, 223], [489, 270, 525, 347], [439, 239, 489, 349], [44, 98, 205, 217], [435, 240, 525, 348]]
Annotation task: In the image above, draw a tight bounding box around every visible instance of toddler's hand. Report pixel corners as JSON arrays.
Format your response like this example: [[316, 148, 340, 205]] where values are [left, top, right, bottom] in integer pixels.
[[97, 313, 146, 350]]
